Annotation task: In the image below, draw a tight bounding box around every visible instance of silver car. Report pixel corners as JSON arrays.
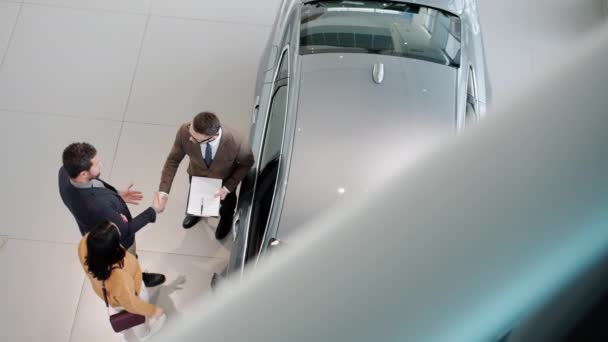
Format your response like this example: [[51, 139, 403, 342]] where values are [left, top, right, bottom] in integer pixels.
[[223, 0, 491, 279]]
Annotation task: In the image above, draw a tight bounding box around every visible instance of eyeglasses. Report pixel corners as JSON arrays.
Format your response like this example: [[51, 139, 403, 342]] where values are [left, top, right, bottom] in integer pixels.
[[190, 134, 215, 144], [188, 124, 217, 144]]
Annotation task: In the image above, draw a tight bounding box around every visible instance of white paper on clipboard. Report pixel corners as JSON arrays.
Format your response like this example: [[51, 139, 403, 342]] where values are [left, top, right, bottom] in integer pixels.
[[186, 177, 222, 217]]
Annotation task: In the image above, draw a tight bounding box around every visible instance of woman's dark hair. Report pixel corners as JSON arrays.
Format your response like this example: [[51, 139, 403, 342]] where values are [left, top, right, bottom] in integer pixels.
[[192, 111, 221, 136], [62, 142, 97, 178], [85, 220, 125, 281]]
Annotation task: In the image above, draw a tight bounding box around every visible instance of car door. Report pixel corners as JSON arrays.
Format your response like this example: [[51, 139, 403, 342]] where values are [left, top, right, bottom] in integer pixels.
[[226, 2, 299, 277], [245, 47, 290, 262], [227, 47, 292, 277]]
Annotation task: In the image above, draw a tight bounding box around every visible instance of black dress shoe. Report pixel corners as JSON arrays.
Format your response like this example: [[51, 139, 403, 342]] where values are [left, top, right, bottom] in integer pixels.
[[215, 218, 232, 240], [142, 272, 166, 287], [182, 215, 201, 229]]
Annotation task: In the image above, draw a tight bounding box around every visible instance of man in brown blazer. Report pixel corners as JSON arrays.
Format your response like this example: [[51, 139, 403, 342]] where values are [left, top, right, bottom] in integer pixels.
[[159, 111, 254, 240]]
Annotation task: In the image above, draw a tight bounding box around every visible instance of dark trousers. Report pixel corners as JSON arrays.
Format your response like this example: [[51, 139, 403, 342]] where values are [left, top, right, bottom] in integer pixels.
[[219, 191, 237, 223], [189, 175, 237, 223]]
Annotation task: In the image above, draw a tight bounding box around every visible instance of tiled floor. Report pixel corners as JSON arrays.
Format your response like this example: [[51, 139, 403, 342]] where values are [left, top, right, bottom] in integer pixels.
[[0, 0, 279, 341], [124, 16, 271, 133], [0, 2, 20, 57], [0, 0, 604, 341], [0, 4, 148, 119], [0, 239, 84, 342], [477, 0, 606, 108], [68, 251, 227, 342]]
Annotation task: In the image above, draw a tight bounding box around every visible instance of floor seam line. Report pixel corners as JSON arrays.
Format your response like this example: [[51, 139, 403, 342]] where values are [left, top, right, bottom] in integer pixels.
[[21, 1, 148, 16], [7, 237, 78, 245], [0, 1, 24, 73], [108, 12, 151, 180], [66, 276, 87, 342]]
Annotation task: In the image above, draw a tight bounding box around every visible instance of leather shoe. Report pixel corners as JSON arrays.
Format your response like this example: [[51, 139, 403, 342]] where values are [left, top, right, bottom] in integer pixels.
[[142, 272, 166, 287], [182, 215, 200, 229], [215, 218, 232, 240]]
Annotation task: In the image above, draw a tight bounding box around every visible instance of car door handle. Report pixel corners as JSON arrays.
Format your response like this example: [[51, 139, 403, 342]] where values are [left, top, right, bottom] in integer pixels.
[[232, 211, 240, 242], [268, 238, 284, 250], [252, 96, 260, 124]]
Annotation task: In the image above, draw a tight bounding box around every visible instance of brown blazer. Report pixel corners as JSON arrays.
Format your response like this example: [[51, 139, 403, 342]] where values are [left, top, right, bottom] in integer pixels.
[[159, 124, 254, 194]]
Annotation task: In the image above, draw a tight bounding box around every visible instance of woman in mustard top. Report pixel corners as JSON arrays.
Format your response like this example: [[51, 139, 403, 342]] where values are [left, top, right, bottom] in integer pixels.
[[79, 220, 166, 340]]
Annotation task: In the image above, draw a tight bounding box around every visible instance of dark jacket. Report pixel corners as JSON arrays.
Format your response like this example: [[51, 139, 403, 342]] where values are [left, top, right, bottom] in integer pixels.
[[58, 167, 156, 248]]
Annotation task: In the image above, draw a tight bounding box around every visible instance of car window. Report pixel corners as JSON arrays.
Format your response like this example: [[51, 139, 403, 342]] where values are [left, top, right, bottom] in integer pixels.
[[300, 0, 461, 67], [259, 53, 289, 170], [246, 49, 290, 260], [246, 158, 280, 260]]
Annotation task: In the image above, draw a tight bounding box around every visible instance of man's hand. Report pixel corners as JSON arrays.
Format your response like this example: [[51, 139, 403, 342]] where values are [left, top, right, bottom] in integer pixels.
[[214, 187, 229, 201], [119, 183, 143, 205], [152, 192, 168, 213]]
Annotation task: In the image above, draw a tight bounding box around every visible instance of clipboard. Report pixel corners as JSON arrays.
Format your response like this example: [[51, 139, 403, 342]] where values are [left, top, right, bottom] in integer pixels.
[[186, 177, 222, 217]]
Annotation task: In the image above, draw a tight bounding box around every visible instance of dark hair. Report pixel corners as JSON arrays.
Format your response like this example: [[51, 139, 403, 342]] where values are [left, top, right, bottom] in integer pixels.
[[85, 220, 125, 281], [192, 111, 221, 136], [62, 142, 97, 178]]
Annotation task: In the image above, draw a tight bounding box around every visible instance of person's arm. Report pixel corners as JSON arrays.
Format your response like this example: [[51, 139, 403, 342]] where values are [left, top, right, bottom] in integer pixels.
[[223, 140, 255, 192], [159, 125, 187, 194], [94, 204, 156, 238], [111, 271, 158, 317]]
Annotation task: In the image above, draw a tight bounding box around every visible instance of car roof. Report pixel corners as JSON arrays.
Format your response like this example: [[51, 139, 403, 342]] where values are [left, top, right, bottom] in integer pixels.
[[276, 52, 457, 240]]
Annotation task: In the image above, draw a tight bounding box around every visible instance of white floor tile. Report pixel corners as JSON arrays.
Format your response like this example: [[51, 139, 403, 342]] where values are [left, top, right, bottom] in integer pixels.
[[25, 0, 150, 14], [478, 1, 534, 108], [109, 122, 233, 258], [137, 250, 227, 315], [70, 280, 128, 342], [0, 4, 147, 120], [527, 1, 605, 41], [526, 1, 605, 82], [124, 16, 269, 134], [69, 251, 226, 342], [479, 0, 606, 109], [104, 122, 178, 195], [150, 0, 282, 26], [0, 2, 20, 62], [0, 239, 84, 342], [136, 214, 233, 259], [0, 111, 121, 242]]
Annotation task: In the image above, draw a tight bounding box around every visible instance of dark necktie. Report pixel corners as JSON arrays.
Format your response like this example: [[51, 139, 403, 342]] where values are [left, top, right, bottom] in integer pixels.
[[204, 142, 212, 167]]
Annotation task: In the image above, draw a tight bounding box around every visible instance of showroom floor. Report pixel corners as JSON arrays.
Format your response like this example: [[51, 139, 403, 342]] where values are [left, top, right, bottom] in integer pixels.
[[0, 0, 604, 341]]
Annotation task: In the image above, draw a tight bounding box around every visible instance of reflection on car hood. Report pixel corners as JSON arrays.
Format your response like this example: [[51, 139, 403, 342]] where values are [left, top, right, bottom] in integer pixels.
[[276, 53, 457, 240]]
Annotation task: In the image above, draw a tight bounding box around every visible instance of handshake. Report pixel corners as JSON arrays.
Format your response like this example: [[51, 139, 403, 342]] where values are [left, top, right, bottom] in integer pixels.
[[152, 192, 169, 213], [119, 183, 169, 214]]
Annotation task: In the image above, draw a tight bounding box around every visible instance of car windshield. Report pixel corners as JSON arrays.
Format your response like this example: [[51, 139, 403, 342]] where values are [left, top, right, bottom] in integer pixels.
[[300, 0, 462, 67]]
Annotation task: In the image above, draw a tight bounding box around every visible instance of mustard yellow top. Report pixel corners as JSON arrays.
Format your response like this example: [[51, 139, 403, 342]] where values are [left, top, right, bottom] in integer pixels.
[[78, 234, 156, 316]]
